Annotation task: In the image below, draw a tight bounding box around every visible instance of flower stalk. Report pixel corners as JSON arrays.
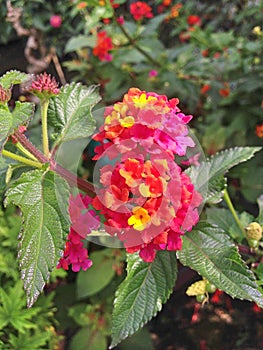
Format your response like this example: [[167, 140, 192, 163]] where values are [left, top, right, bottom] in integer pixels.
[[223, 188, 245, 236], [16, 142, 38, 161], [40, 99, 50, 157]]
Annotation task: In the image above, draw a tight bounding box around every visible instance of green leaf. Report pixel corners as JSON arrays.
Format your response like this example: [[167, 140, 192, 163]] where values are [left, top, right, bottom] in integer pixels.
[[177, 222, 263, 308], [0, 105, 12, 153], [69, 327, 107, 350], [0, 101, 34, 154], [206, 207, 243, 242], [4, 170, 70, 307], [118, 328, 154, 350], [48, 82, 101, 149], [77, 249, 116, 299], [110, 251, 177, 348], [65, 35, 96, 53], [0, 70, 29, 89], [257, 194, 263, 223], [0, 282, 40, 331], [0, 155, 15, 197], [187, 147, 262, 203], [11, 101, 35, 129]]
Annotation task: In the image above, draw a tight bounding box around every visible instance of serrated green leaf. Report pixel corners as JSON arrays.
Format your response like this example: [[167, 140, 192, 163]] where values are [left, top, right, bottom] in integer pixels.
[[4, 169, 70, 307], [12, 101, 35, 129], [0, 105, 12, 153], [77, 249, 116, 299], [48, 82, 101, 149], [177, 222, 263, 308], [0, 101, 34, 154], [206, 175, 227, 204], [0, 70, 29, 89], [187, 147, 262, 203], [110, 251, 177, 348]]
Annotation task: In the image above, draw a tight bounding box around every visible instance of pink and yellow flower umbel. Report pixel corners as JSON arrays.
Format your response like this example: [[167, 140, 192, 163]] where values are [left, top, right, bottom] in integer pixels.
[[91, 88, 202, 262]]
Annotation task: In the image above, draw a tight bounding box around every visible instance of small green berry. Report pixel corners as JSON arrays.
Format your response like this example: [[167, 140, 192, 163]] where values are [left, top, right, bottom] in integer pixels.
[[206, 282, 217, 293], [196, 294, 206, 303], [248, 239, 259, 249]]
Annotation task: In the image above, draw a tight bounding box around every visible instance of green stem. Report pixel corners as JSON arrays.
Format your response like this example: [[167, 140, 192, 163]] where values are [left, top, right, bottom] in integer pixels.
[[223, 188, 245, 235], [2, 149, 43, 169], [114, 17, 161, 68], [16, 142, 38, 161], [41, 99, 50, 157]]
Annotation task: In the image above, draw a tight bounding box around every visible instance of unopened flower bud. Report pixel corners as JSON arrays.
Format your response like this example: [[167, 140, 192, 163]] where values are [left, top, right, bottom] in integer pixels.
[[196, 294, 206, 303], [28, 72, 59, 99], [0, 84, 11, 103], [206, 282, 217, 293], [245, 222, 262, 241]]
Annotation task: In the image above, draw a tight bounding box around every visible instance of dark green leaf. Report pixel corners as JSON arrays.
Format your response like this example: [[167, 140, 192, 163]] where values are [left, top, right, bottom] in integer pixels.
[[77, 249, 116, 299], [118, 328, 154, 350], [0, 70, 29, 89], [177, 222, 263, 308], [110, 251, 177, 348], [5, 170, 70, 307], [187, 147, 262, 203], [48, 82, 101, 149], [69, 327, 107, 350], [206, 175, 227, 204], [257, 195, 263, 222], [206, 207, 243, 242]]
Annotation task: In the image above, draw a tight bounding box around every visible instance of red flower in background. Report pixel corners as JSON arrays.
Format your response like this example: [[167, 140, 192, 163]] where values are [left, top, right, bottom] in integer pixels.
[[93, 31, 113, 61], [200, 84, 210, 95], [187, 15, 201, 26], [110, 0, 120, 8], [255, 124, 263, 138], [219, 83, 230, 97], [130, 1, 153, 21]]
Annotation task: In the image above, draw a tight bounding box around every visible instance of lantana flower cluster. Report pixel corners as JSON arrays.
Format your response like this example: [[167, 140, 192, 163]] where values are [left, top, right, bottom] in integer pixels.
[[93, 31, 113, 62], [91, 88, 202, 262]]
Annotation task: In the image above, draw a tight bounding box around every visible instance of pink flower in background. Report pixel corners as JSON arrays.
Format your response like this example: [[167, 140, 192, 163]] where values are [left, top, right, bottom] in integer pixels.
[[50, 15, 62, 28], [149, 70, 158, 78], [116, 15, 125, 25]]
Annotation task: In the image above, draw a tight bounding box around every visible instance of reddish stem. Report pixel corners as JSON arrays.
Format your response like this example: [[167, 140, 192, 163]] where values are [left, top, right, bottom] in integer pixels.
[[13, 131, 96, 197], [14, 131, 49, 163]]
